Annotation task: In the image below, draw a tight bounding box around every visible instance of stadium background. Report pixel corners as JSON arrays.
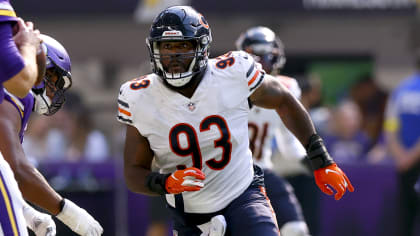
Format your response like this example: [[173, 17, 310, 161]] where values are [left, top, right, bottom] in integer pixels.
[[11, 0, 420, 235]]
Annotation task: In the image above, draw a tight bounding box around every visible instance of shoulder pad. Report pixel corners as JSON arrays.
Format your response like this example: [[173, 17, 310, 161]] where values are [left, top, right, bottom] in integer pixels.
[[213, 50, 265, 93]]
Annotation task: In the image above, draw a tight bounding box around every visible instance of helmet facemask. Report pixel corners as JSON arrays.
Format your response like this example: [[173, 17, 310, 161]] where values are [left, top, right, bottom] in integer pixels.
[[146, 6, 212, 88], [147, 36, 210, 87], [246, 43, 285, 74], [33, 56, 72, 116]]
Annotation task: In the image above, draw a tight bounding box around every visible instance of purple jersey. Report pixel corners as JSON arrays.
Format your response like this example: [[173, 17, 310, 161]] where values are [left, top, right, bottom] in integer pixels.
[[0, 0, 17, 23], [0, 0, 23, 103], [3, 89, 34, 142]]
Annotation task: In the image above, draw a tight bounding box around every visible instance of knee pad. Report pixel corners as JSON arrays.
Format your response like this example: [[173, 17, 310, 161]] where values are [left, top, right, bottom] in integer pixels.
[[280, 221, 310, 236]]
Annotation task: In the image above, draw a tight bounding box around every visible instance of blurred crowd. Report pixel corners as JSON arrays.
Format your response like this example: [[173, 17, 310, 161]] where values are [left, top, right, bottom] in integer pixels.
[[23, 91, 110, 164], [298, 72, 390, 166]]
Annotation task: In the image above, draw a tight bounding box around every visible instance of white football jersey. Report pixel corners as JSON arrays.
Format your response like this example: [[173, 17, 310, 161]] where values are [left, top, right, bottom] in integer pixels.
[[248, 76, 306, 170], [0, 153, 29, 236], [117, 51, 265, 213]]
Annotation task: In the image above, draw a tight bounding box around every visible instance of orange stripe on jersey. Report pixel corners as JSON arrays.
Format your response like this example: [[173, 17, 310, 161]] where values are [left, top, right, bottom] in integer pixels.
[[248, 70, 260, 86], [118, 107, 131, 117], [259, 186, 280, 235]]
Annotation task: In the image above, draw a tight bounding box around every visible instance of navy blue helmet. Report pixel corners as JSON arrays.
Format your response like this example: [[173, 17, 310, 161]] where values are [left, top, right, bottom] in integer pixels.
[[32, 34, 72, 116], [236, 26, 285, 74], [146, 6, 212, 87]]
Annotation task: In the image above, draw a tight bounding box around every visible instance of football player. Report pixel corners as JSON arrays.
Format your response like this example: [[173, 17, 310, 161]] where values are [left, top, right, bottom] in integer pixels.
[[0, 34, 103, 236], [118, 6, 354, 236], [0, 0, 44, 102], [236, 26, 310, 236]]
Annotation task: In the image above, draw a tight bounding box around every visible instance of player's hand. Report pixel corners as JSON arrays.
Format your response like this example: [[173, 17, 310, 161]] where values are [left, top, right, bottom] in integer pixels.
[[165, 167, 205, 194], [313, 163, 354, 200], [13, 18, 42, 49], [56, 199, 103, 236], [23, 203, 56, 236]]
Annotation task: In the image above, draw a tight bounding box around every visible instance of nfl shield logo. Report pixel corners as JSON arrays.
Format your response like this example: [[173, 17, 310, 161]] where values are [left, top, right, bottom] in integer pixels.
[[188, 102, 195, 111]]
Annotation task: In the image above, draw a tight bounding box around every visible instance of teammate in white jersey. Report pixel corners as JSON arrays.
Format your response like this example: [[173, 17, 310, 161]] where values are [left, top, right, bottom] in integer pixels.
[[117, 6, 354, 236], [237, 26, 310, 236]]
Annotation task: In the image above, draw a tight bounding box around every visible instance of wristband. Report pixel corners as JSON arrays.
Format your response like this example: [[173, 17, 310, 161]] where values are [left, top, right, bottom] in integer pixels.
[[305, 134, 335, 170], [145, 172, 170, 195], [57, 198, 66, 215]]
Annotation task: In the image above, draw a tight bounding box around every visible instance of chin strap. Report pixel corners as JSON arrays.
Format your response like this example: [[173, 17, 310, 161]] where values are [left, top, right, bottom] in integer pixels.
[[32, 89, 52, 115]]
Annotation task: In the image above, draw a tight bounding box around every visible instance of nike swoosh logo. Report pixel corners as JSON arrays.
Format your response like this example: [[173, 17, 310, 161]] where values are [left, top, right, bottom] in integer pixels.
[[326, 169, 348, 188], [184, 170, 196, 174], [171, 173, 179, 181], [325, 169, 340, 175]]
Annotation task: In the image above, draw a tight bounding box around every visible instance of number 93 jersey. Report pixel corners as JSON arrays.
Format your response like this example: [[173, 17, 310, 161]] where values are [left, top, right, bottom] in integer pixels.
[[117, 51, 265, 213]]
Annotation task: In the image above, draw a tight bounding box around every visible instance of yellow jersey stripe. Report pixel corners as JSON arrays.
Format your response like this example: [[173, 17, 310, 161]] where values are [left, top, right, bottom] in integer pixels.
[[0, 175, 19, 236], [8, 97, 24, 118], [0, 9, 16, 17]]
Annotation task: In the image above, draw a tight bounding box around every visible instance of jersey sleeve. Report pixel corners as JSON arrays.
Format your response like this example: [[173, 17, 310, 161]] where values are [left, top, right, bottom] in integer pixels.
[[0, 1, 18, 23], [116, 81, 134, 126], [231, 51, 266, 96], [0, 23, 25, 84]]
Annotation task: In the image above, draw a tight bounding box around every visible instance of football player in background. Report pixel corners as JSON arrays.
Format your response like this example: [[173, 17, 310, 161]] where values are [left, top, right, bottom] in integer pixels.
[[0, 34, 103, 236], [118, 6, 353, 236], [236, 26, 310, 236], [0, 0, 45, 102]]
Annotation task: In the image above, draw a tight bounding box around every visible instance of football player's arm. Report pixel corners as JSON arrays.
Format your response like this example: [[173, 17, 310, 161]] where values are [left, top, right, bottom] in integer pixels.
[[123, 125, 156, 195], [0, 100, 62, 214], [385, 130, 414, 171], [250, 75, 354, 200], [123, 125, 205, 196], [250, 75, 314, 145], [383, 100, 420, 171], [0, 101, 103, 236], [1, 19, 44, 98]]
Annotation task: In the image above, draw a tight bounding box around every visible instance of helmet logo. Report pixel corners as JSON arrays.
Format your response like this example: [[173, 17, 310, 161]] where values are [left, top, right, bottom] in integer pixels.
[[187, 102, 196, 111], [162, 31, 183, 38], [198, 14, 209, 29]]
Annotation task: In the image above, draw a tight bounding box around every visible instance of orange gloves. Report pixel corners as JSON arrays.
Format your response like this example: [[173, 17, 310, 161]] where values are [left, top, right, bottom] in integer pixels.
[[314, 163, 354, 200], [165, 167, 206, 194], [305, 134, 354, 200]]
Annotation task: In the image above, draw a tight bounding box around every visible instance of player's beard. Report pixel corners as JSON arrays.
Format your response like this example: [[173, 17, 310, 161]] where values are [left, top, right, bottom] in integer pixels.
[[163, 58, 192, 74]]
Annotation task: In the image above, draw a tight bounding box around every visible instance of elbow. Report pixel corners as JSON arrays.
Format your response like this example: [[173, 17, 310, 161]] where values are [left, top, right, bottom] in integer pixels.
[[124, 176, 135, 192], [11, 87, 31, 98], [124, 172, 141, 193], [16, 66, 37, 97], [4, 81, 31, 98], [124, 171, 152, 195], [4, 68, 36, 98]]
